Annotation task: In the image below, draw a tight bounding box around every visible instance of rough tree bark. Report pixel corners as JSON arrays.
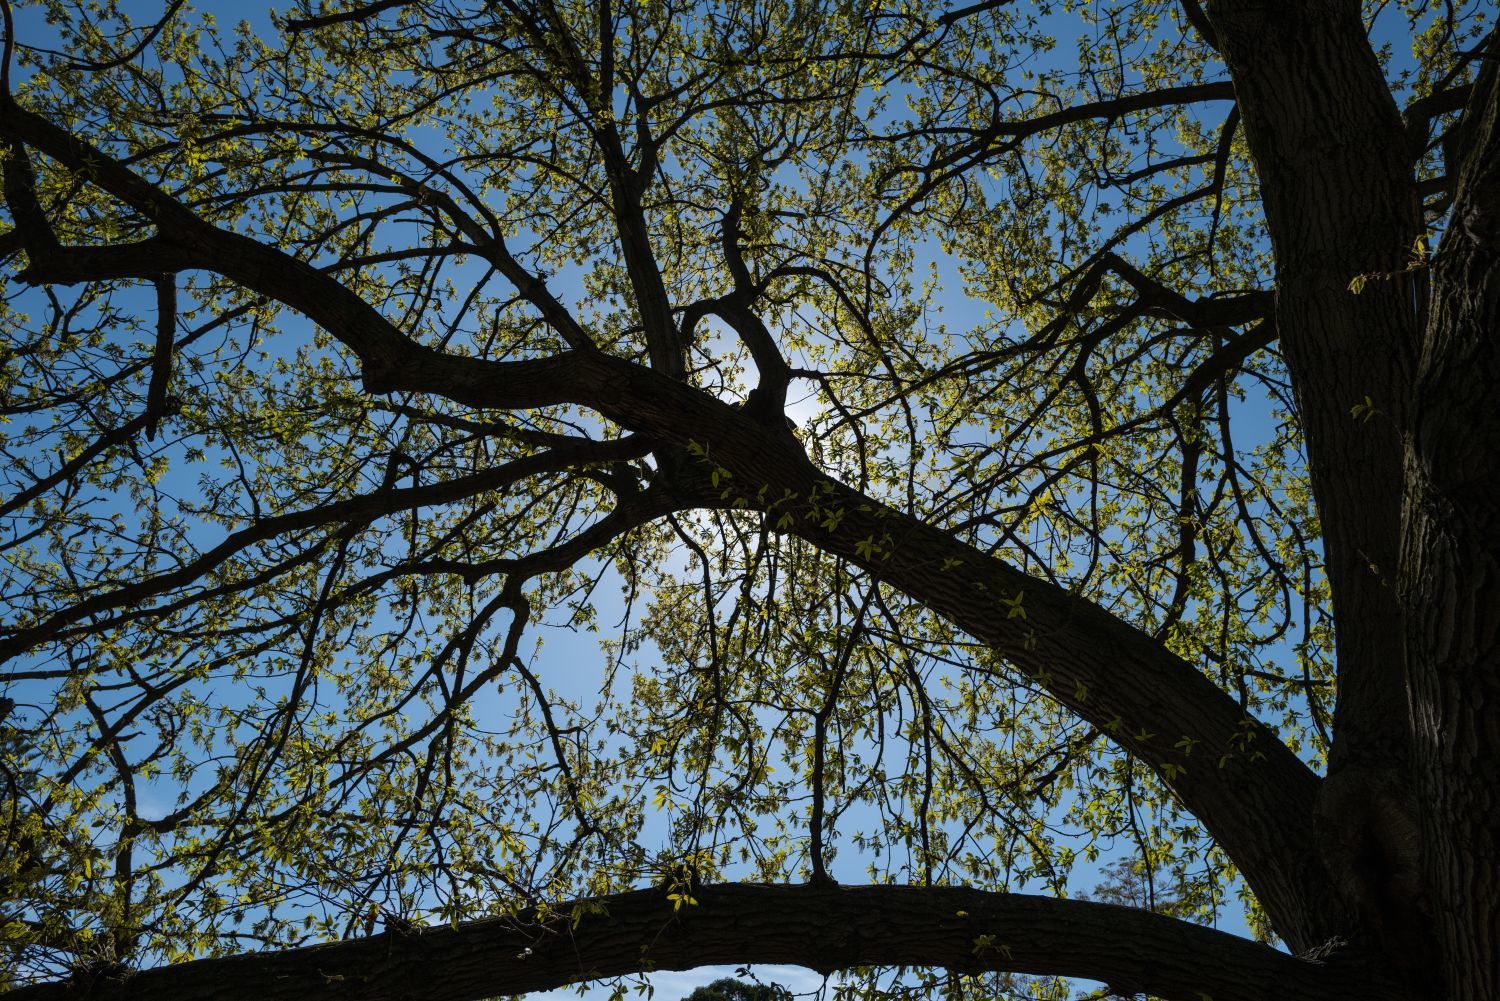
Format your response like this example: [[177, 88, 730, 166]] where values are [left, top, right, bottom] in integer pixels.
[[1205, 0, 1433, 970], [1400, 47, 1500, 1001], [1208, 0, 1499, 994]]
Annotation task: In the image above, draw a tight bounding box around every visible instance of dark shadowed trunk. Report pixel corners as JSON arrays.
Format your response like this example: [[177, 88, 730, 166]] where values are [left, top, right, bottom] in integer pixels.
[[1207, 0, 1426, 968], [1209, 0, 1499, 993], [1401, 49, 1500, 1001]]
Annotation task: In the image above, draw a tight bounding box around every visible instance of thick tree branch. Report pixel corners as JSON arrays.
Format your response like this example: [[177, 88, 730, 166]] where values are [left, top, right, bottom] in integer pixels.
[[1093, 252, 1271, 327], [282, 0, 416, 31], [1179, 0, 1219, 51], [1404, 82, 1473, 156], [144, 271, 176, 440], [5, 884, 1409, 1001]]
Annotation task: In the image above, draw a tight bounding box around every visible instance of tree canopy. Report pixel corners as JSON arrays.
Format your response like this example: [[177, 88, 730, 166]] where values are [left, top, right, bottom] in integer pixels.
[[685, 977, 791, 1001], [0, 0, 1496, 999]]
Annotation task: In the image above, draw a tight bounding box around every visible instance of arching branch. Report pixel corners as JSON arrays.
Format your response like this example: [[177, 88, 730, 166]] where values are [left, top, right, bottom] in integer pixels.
[[4, 884, 1408, 1001]]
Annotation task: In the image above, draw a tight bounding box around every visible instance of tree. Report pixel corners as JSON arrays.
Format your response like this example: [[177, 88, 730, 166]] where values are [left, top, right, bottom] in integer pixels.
[[0, 0, 1493, 997], [684, 977, 791, 1001]]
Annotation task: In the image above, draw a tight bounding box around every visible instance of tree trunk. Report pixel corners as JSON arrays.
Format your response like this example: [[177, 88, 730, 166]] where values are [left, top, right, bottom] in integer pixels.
[[1205, 0, 1429, 969], [1209, 2, 1500, 994], [1401, 50, 1500, 1001]]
